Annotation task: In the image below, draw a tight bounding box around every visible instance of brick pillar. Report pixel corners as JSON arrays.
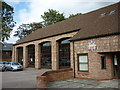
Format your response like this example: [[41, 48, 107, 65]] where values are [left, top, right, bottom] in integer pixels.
[[12, 46, 15, 62], [70, 42, 74, 68], [23, 46, 28, 68], [70, 42, 76, 78], [14, 47, 18, 62], [52, 41, 59, 70], [35, 44, 41, 69]]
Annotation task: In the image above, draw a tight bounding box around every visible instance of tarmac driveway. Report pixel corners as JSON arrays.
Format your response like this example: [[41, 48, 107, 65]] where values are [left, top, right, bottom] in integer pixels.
[[1, 68, 119, 89], [2, 68, 50, 88]]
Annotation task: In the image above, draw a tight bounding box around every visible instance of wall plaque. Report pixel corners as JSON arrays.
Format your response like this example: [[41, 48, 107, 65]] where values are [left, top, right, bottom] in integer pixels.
[[88, 41, 96, 51]]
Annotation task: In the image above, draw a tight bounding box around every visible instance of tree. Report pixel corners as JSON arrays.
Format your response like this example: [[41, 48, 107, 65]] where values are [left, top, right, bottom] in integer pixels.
[[1, 1, 16, 42], [14, 22, 43, 40], [68, 13, 82, 18], [41, 9, 65, 27]]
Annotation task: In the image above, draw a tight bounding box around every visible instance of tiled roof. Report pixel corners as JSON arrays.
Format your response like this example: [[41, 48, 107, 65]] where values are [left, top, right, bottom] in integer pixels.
[[70, 2, 120, 41], [15, 2, 120, 45]]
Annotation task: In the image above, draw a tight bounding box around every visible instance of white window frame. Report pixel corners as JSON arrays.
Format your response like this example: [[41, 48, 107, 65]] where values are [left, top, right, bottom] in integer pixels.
[[78, 54, 89, 72]]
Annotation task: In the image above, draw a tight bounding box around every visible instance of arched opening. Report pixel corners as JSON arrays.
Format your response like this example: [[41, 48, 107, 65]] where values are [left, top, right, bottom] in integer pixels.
[[17, 47, 23, 65], [58, 38, 70, 69], [41, 41, 52, 69], [27, 44, 35, 67]]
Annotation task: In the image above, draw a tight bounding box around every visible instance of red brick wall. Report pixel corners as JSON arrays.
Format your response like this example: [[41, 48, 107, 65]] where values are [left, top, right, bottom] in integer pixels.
[[36, 68, 73, 88], [2, 51, 12, 62], [74, 35, 120, 80]]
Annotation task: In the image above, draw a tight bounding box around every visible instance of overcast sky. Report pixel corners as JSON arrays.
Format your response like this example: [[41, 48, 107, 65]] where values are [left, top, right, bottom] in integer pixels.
[[4, 0, 118, 44]]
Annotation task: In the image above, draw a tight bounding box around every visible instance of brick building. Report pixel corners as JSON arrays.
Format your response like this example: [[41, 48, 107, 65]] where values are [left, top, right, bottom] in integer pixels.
[[12, 2, 120, 80], [2, 43, 13, 62]]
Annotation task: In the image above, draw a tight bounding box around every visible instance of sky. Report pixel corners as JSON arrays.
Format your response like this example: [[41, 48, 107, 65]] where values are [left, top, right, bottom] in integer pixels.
[[4, 0, 119, 44]]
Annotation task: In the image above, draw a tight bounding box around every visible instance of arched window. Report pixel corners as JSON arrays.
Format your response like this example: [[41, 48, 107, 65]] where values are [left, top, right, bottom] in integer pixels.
[[27, 45, 35, 67], [17, 47, 23, 65], [58, 38, 70, 69], [41, 42, 51, 68]]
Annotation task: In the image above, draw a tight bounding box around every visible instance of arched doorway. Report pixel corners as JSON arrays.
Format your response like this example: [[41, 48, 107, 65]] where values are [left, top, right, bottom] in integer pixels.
[[27, 44, 35, 67], [17, 47, 23, 65], [41, 42, 52, 69], [58, 38, 70, 69]]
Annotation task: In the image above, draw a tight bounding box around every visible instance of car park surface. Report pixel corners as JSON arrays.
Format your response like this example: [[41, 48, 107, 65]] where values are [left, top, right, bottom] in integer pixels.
[[2, 67, 119, 89], [2, 68, 51, 88]]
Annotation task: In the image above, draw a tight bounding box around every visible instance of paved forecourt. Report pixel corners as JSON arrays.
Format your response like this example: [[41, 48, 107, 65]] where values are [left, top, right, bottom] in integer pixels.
[[2, 68, 50, 88]]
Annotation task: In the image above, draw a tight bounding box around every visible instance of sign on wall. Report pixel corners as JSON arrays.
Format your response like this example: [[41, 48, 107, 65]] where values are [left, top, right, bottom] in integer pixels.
[[88, 41, 96, 51], [106, 59, 111, 63]]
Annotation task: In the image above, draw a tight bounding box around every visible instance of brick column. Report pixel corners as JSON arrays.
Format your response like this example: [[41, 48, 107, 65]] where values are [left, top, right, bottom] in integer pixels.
[[23, 46, 28, 68], [70, 42, 76, 78], [14, 47, 18, 62], [70, 42, 74, 68], [35, 44, 41, 69], [12, 46, 15, 62], [52, 41, 59, 70]]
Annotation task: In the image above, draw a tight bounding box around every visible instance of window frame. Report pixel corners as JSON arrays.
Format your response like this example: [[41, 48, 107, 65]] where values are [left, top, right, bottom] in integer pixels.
[[100, 12, 106, 17], [78, 54, 89, 72], [109, 10, 116, 15]]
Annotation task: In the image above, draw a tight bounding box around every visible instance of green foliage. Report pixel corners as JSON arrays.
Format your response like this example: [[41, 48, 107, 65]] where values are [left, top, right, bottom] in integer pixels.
[[1, 1, 16, 42], [13, 8, 82, 41], [41, 9, 65, 27], [14, 22, 43, 40], [68, 13, 82, 18]]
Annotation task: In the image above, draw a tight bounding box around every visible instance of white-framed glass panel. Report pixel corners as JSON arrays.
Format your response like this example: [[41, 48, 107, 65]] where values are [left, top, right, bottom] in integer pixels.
[[79, 55, 88, 63], [79, 64, 88, 71], [78, 54, 88, 71]]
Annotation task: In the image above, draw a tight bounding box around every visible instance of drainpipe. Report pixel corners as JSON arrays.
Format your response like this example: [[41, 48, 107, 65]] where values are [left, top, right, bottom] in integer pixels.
[[72, 41, 75, 78]]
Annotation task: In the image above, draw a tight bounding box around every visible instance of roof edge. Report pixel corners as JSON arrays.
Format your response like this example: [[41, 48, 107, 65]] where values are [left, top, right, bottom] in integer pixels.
[[70, 32, 120, 42], [13, 29, 80, 46]]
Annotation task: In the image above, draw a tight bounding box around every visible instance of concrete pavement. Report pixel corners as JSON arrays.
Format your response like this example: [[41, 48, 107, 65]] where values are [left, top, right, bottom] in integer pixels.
[[47, 78, 119, 88]]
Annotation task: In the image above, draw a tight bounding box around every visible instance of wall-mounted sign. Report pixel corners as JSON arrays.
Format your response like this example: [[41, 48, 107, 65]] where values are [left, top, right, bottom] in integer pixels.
[[106, 59, 111, 63], [88, 41, 96, 51]]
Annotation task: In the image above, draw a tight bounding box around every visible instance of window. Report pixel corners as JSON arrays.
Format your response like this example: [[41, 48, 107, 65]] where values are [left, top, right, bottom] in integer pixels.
[[109, 10, 116, 15], [42, 42, 51, 46], [61, 39, 70, 44], [59, 39, 70, 68], [101, 56, 106, 69], [100, 13, 106, 17], [78, 54, 88, 71], [41, 42, 51, 68]]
